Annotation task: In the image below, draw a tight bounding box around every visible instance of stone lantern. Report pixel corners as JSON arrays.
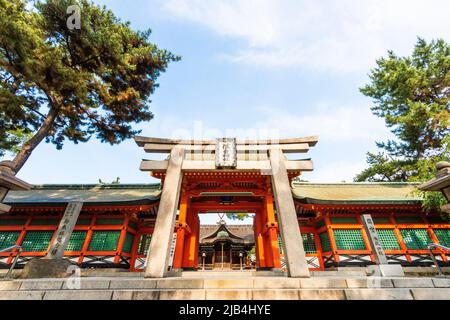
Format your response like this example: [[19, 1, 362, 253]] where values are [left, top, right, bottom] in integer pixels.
[[0, 161, 32, 213], [419, 161, 450, 214]]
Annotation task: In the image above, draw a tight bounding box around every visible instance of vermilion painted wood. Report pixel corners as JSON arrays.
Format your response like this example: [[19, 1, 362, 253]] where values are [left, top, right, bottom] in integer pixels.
[[265, 193, 282, 268], [172, 192, 189, 269], [1, 182, 450, 272]]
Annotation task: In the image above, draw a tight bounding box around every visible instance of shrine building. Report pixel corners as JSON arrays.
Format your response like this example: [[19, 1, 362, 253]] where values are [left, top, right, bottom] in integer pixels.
[[0, 136, 449, 277], [198, 223, 254, 271]]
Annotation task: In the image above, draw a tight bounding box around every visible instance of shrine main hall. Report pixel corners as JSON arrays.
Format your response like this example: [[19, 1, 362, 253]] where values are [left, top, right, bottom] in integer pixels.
[[0, 136, 449, 278]]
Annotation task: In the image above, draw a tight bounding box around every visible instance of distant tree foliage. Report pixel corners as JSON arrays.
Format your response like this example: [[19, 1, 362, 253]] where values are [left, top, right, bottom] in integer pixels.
[[226, 212, 251, 221], [0, 0, 179, 172], [356, 38, 449, 212]]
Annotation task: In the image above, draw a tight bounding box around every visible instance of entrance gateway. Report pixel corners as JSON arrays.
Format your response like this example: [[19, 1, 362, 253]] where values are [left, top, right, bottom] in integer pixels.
[[135, 136, 318, 278]]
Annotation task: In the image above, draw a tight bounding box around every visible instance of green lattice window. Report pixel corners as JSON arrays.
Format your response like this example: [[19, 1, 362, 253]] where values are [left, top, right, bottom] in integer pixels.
[[65, 231, 87, 251], [21, 231, 54, 252], [330, 217, 359, 224], [434, 229, 450, 248], [95, 218, 123, 225], [0, 219, 26, 226], [377, 229, 401, 250], [302, 233, 317, 253], [319, 232, 331, 252], [333, 229, 366, 250], [88, 231, 120, 251], [122, 232, 134, 253], [400, 229, 431, 250], [30, 218, 59, 226], [0, 231, 20, 250], [372, 217, 391, 224], [137, 234, 152, 255], [395, 216, 423, 224]]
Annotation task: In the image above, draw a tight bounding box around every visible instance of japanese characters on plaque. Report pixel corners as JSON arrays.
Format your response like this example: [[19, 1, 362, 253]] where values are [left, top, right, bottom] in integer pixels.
[[47, 201, 83, 259], [215, 138, 237, 169], [168, 233, 178, 268], [361, 214, 388, 265]]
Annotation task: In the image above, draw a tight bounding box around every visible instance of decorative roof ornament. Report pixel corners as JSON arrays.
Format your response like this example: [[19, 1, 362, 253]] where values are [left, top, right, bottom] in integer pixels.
[[419, 161, 450, 213], [0, 160, 32, 213], [217, 213, 226, 225]]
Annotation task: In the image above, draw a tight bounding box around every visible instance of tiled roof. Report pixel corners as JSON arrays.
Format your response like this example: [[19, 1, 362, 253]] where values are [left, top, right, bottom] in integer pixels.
[[292, 182, 422, 204], [200, 224, 254, 243], [3, 182, 423, 206], [4, 184, 161, 205]]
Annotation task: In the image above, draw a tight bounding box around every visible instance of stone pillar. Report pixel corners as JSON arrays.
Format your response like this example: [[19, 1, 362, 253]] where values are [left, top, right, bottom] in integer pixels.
[[419, 161, 450, 214], [269, 149, 310, 278], [362, 214, 404, 277], [0, 187, 8, 201], [0, 187, 9, 214], [145, 147, 185, 278], [22, 202, 83, 279], [0, 161, 31, 214], [47, 202, 83, 259]]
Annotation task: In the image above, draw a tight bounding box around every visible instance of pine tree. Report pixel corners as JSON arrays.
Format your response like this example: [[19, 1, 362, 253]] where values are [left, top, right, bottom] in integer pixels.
[[0, 0, 179, 172]]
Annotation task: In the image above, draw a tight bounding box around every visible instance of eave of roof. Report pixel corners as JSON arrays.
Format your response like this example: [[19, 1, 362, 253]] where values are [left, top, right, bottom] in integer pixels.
[[202, 223, 243, 241], [3, 182, 425, 206], [4, 183, 162, 206], [292, 182, 423, 205], [419, 174, 450, 191]]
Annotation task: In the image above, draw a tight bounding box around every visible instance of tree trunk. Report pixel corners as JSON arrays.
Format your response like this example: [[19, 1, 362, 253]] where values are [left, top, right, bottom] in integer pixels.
[[11, 104, 60, 174]]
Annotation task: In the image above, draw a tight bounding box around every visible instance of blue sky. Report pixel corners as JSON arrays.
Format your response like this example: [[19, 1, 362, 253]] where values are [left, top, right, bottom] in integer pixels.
[[7, 0, 450, 190]]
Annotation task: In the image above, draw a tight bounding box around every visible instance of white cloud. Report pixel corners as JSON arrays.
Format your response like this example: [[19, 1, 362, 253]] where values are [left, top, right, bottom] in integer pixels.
[[253, 103, 392, 142], [303, 160, 367, 183], [162, 0, 450, 71], [163, 0, 279, 46], [200, 213, 254, 225], [138, 101, 393, 144], [250, 103, 398, 182]]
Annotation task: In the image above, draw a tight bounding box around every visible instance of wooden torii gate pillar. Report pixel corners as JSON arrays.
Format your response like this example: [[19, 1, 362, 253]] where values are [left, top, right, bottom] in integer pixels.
[[135, 136, 318, 278]]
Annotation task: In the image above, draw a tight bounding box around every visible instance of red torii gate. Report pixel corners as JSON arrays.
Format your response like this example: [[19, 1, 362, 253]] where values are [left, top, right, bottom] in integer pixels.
[[135, 136, 318, 278], [166, 172, 284, 270]]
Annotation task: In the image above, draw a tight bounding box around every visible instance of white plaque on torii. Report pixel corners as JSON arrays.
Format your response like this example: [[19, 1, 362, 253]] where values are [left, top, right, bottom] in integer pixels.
[[215, 138, 237, 169]]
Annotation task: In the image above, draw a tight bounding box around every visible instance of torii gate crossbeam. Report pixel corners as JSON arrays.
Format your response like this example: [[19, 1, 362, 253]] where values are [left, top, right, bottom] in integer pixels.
[[135, 136, 318, 278]]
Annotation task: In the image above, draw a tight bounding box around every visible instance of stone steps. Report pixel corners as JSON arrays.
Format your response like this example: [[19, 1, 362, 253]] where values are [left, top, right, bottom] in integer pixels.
[[1, 266, 448, 278], [0, 276, 449, 300], [181, 270, 284, 278], [311, 270, 367, 277], [0, 287, 449, 300], [183, 270, 367, 278]]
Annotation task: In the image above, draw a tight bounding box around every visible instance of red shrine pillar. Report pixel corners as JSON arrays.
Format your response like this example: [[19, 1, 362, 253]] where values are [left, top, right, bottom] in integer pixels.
[[182, 210, 199, 269], [264, 193, 282, 268], [261, 204, 274, 268], [254, 208, 267, 268], [172, 192, 189, 269], [254, 192, 282, 270]]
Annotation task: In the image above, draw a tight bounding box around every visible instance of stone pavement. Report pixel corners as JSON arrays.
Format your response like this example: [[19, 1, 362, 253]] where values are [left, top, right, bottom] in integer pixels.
[[0, 275, 449, 300]]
